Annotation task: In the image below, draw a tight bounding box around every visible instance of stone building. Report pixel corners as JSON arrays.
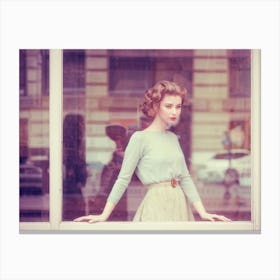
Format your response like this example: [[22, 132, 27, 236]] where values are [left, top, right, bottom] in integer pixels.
[[20, 49, 251, 165]]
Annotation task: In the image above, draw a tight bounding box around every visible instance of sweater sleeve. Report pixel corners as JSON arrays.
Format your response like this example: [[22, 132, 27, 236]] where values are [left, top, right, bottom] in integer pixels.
[[107, 132, 142, 205], [174, 136, 201, 204], [180, 160, 201, 203]]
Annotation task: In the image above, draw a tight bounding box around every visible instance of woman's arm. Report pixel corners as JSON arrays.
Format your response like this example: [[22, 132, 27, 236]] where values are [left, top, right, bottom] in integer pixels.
[[74, 132, 143, 223], [174, 136, 231, 222], [73, 201, 115, 223]]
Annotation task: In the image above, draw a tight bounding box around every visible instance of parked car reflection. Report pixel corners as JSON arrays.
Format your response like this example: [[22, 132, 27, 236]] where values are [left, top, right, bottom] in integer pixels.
[[196, 149, 251, 186], [20, 162, 49, 221], [20, 163, 43, 195]]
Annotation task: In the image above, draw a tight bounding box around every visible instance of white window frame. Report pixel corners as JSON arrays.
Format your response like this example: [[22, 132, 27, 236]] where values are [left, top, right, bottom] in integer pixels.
[[19, 49, 261, 233]]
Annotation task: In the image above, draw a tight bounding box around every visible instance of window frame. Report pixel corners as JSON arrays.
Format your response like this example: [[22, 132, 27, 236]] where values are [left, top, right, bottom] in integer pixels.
[[19, 49, 261, 233]]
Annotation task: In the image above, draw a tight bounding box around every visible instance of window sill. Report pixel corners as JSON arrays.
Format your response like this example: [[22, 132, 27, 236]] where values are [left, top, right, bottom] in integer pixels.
[[19, 220, 260, 234]]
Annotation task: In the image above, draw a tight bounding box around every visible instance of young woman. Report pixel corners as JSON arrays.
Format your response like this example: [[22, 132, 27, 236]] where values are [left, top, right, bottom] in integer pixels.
[[74, 80, 231, 223]]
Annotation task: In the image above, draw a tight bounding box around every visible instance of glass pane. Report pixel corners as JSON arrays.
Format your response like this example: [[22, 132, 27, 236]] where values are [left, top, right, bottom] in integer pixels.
[[19, 49, 49, 222], [193, 50, 251, 221], [62, 49, 252, 222]]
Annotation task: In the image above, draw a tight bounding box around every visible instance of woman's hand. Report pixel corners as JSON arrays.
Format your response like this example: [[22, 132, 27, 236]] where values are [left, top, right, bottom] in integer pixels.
[[73, 201, 115, 223], [192, 201, 231, 222], [199, 212, 232, 222], [73, 214, 107, 223]]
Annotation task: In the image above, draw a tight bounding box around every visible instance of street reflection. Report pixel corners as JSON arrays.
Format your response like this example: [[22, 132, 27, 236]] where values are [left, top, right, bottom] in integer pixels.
[[69, 123, 145, 221], [19, 49, 252, 223], [19, 156, 49, 221]]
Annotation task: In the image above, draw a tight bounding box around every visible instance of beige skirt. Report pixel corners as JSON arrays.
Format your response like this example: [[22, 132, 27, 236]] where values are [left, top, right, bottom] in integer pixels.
[[133, 181, 194, 222]]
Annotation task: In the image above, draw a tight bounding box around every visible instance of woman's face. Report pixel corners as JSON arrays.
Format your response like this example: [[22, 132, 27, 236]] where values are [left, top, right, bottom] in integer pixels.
[[156, 94, 182, 127]]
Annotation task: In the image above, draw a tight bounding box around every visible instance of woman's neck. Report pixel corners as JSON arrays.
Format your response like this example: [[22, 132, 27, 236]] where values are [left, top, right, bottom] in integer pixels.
[[145, 116, 168, 132]]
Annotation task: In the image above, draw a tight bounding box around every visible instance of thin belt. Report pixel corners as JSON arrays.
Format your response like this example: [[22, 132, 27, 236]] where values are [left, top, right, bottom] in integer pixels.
[[147, 178, 180, 189]]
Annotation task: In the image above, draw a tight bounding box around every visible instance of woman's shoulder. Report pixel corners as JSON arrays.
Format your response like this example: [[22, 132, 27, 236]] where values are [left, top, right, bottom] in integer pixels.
[[129, 129, 159, 142], [136, 130, 178, 143], [127, 130, 145, 142], [133, 129, 177, 136], [131, 129, 153, 135], [129, 129, 178, 138], [130, 130, 143, 137], [169, 130, 180, 138]]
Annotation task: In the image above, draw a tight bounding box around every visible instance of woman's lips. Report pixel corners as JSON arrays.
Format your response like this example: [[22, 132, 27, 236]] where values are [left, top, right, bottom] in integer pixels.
[[170, 117, 176, 121]]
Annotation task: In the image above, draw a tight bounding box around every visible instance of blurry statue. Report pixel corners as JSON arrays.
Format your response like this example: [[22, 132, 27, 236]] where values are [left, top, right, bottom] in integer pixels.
[[100, 124, 128, 196]]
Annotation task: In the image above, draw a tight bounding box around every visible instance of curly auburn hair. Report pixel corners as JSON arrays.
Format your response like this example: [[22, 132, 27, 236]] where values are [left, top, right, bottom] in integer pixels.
[[140, 80, 187, 118]]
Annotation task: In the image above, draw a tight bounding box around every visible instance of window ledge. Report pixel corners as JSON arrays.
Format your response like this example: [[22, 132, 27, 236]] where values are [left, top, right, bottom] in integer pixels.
[[19, 221, 260, 234]]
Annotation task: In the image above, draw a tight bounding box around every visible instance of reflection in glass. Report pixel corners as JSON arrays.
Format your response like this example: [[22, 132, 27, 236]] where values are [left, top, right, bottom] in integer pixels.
[[19, 50, 49, 222], [61, 49, 252, 222], [63, 114, 87, 220]]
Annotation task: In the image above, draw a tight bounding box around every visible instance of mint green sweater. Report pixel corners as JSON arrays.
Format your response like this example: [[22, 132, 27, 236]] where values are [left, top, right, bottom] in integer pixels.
[[107, 130, 201, 205]]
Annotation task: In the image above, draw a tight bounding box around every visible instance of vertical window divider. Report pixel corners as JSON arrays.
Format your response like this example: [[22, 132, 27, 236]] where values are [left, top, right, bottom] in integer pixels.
[[251, 49, 261, 231], [49, 49, 63, 230]]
